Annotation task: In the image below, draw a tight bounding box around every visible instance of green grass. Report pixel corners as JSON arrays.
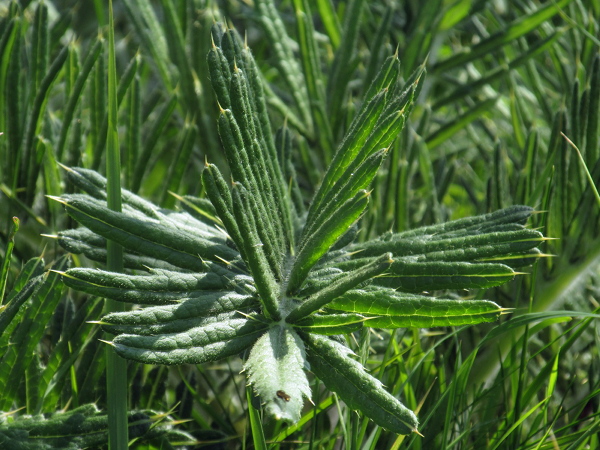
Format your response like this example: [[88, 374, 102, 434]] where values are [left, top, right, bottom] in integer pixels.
[[1, 0, 599, 448]]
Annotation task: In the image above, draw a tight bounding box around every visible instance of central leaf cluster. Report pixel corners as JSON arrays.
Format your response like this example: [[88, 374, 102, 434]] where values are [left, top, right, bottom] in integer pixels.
[[56, 24, 544, 435]]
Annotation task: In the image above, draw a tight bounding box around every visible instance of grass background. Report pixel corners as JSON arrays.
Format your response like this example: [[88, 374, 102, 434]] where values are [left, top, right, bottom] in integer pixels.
[[1, 0, 599, 448]]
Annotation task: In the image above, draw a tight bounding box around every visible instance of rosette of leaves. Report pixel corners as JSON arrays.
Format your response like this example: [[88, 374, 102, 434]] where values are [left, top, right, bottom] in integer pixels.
[[54, 26, 544, 435]]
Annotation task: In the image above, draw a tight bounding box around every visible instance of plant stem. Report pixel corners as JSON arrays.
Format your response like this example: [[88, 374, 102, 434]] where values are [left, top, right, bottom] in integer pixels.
[[0, 216, 19, 304], [105, 1, 128, 448]]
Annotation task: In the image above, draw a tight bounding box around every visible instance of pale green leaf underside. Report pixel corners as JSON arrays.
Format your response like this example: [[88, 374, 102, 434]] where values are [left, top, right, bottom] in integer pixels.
[[244, 325, 311, 422]]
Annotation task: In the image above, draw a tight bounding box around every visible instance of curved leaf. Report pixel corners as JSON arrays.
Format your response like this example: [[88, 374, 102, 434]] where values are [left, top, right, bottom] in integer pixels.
[[303, 333, 419, 435]]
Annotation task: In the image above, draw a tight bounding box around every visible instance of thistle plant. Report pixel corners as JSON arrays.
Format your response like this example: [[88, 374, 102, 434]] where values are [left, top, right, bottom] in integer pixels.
[[54, 25, 544, 435]]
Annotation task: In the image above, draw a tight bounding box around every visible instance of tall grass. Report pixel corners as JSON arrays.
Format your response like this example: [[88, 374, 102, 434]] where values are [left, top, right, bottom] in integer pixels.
[[0, 0, 598, 448]]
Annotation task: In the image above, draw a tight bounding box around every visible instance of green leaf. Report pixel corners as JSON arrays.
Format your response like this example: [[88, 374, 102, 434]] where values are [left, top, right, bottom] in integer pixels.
[[293, 313, 365, 335], [308, 62, 423, 221], [426, 97, 498, 151], [60, 267, 244, 305], [201, 162, 245, 257], [353, 226, 543, 265], [0, 404, 161, 449], [244, 325, 311, 422], [37, 299, 104, 413], [0, 257, 68, 411], [254, 0, 313, 134], [292, 0, 333, 159], [231, 183, 281, 320], [102, 295, 257, 335], [0, 258, 46, 353], [303, 333, 419, 435], [328, 287, 504, 327], [302, 149, 388, 242], [105, 309, 253, 338], [287, 190, 370, 295], [326, 0, 365, 133], [246, 387, 268, 450], [432, 0, 574, 73], [378, 259, 516, 291], [286, 253, 393, 322], [110, 316, 267, 365], [53, 194, 237, 272], [56, 38, 103, 160]]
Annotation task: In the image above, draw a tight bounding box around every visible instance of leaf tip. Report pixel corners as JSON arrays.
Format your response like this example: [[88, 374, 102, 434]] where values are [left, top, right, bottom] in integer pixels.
[[46, 195, 66, 204], [49, 269, 66, 276]]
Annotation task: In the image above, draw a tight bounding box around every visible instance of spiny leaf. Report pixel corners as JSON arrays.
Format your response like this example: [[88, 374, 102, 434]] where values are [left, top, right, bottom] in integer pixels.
[[286, 253, 393, 322], [110, 317, 267, 365], [287, 190, 370, 295], [378, 259, 517, 291], [231, 183, 281, 320], [103, 309, 257, 337], [328, 287, 504, 327], [53, 194, 236, 272], [60, 267, 248, 305], [304, 333, 419, 435], [293, 313, 366, 335]]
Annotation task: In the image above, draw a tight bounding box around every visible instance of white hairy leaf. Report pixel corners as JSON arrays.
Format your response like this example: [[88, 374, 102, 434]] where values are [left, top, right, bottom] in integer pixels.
[[244, 325, 311, 422]]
